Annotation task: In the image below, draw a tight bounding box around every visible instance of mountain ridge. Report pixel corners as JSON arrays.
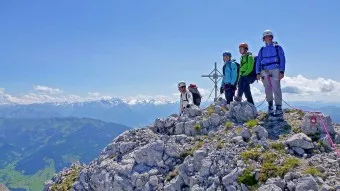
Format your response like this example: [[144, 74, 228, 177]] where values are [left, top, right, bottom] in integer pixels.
[[45, 100, 340, 191], [0, 117, 131, 191]]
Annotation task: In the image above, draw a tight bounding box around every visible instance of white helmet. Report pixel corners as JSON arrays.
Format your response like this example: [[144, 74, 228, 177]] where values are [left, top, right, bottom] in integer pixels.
[[178, 81, 186, 88], [263, 30, 274, 38]]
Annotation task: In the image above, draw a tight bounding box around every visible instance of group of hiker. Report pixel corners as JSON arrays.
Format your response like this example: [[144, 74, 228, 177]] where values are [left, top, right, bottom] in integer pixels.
[[178, 30, 286, 117]]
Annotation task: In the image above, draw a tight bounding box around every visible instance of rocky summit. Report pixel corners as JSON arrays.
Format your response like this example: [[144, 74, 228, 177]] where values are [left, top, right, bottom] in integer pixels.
[[45, 99, 340, 191]]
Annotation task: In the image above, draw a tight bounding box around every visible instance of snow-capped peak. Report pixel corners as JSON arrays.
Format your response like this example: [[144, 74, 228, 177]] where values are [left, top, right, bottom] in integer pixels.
[[122, 96, 176, 105]]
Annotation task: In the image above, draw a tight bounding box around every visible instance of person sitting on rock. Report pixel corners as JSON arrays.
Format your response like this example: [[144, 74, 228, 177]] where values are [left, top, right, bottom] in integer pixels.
[[256, 30, 286, 116], [220, 51, 238, 105], [234, 43, 255, 105], [178, 81, 193, 115]]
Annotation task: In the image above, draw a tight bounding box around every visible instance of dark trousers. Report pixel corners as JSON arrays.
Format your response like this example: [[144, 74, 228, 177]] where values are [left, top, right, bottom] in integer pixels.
[[224, 84, 236, 104], [237, 76, 254, 105]]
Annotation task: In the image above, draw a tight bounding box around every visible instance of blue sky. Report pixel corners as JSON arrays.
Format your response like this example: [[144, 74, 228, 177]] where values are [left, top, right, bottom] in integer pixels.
[[1, 0, 340, 102]]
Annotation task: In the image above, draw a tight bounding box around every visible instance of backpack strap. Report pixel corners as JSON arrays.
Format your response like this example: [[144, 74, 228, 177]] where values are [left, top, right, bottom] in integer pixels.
[[222, 64, 226, 76], [260, 47, 264, 58], [275, 45, 280, 62]]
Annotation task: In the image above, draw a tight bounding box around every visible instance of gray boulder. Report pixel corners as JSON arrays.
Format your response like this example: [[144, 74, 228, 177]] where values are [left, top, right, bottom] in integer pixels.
[[287, 181, 296, 191], [148, 176, 159, 187], [184, 120, 197, 136], [120, 142, 137, 154], [295, 175, 318, 191], [335, 133, 340, 144], [231, 136, 244, 144], [222, 168, 238, 186], [209, 113, 221, 127], [165, 143, 181, 158], [165, 117, 176, 128], [266, 177, 286, 190], [202, 119, 210, 128], [134, 140, 164, 166], [320, 134, 333, 151], [301, 113, 336, 136], [292, 147, 305, 156], [258, 184, 282, 191], [199, 158, 212, 177], [225, 185, 237, 191], [253, 125, 269, 139], [321, 184, 334, 191], [286, 133, 314, 149], [191, 184, 204, 191], [193, 149, 208, 171], [240, 128, 252, 140], [183, 105, 202, 118], [164, 176, 184, 191], [174, 122, 185, 135], [229, 101, 257, 123]]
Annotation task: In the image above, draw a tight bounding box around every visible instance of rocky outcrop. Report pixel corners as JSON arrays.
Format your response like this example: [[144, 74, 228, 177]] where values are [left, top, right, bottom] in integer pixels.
[[0, 184, 9, 191], [228, 102, 257, 123], [301, 113, 336, 136], [285, 133, 314, 156], [45, 103, 340, 191]]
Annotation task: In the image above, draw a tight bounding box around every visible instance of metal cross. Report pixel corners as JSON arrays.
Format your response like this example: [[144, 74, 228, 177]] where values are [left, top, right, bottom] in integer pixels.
[[202, 62, 224, 101]]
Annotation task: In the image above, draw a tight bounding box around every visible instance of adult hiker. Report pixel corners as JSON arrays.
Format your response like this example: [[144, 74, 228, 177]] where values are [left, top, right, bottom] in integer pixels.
[[256, 30, 286, 116], [234, 43, 255, 105], [220, 51, 238, 104], [178, 81, 193, 115]]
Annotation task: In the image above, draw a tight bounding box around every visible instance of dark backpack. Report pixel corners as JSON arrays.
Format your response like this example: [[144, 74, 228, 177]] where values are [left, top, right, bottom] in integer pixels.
[[222, 60, 240, 86], [188, 84, 202, 106], [241, 55, 257, 84]]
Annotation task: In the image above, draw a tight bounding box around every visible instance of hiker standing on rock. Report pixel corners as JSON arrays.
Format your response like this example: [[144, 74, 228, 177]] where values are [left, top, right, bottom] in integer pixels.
[[234, 43, 255, 105], [178, 81, 193, 115], [220, 51, 238, 105], [256, 30, 286, 116]]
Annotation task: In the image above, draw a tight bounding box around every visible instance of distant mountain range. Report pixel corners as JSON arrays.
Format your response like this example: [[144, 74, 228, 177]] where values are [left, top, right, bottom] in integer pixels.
[[0, 117, 130, 191], [0, 98, 179, 127], [1, 99, 340, 127]]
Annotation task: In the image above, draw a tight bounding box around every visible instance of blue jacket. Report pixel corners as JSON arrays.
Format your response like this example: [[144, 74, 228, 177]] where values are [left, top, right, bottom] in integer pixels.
[[256, 42, 286, 74], [221, 60, 238, 86]]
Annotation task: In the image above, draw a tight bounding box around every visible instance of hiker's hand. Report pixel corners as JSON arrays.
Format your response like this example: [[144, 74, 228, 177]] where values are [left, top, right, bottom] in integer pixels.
[[257, 74, 261, 81], [220, 87, 224, 94], [279, 73, 284, 80]]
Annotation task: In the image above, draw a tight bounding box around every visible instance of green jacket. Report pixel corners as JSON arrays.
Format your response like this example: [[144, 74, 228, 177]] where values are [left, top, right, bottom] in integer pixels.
[[239, 52, 254, 78]]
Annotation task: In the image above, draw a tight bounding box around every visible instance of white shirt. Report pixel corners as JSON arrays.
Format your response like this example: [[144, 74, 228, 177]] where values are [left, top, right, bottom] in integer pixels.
[[180, 90, 193, 113]]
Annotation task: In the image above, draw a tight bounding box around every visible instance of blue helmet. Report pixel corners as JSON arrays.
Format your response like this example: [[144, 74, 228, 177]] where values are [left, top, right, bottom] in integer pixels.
[[222, 51, 232, 57]]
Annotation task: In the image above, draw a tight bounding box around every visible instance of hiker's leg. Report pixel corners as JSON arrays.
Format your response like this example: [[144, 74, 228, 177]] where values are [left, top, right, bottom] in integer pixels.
[[270, 69, 283, 106], [237, 77, 245, 98], [244, 77, 254, 105], [261, 70, 274, 103], [224, 90, 229, 103], [226, 90, 233, 104]]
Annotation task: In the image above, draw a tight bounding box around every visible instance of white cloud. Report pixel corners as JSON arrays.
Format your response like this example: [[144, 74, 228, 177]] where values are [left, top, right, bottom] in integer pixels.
[[248, 75, 340, 103], [1, 75, 340, 105], [34, 85, 62, 94], [0, 88, 21, 104]]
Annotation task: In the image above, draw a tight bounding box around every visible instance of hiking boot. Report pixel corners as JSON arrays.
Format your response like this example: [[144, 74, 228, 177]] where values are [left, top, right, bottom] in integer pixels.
[[268, 105, 274, 116], [234, 96, 242, 102], [275, 105, 283, 116], [268, 101, 274, 116]]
